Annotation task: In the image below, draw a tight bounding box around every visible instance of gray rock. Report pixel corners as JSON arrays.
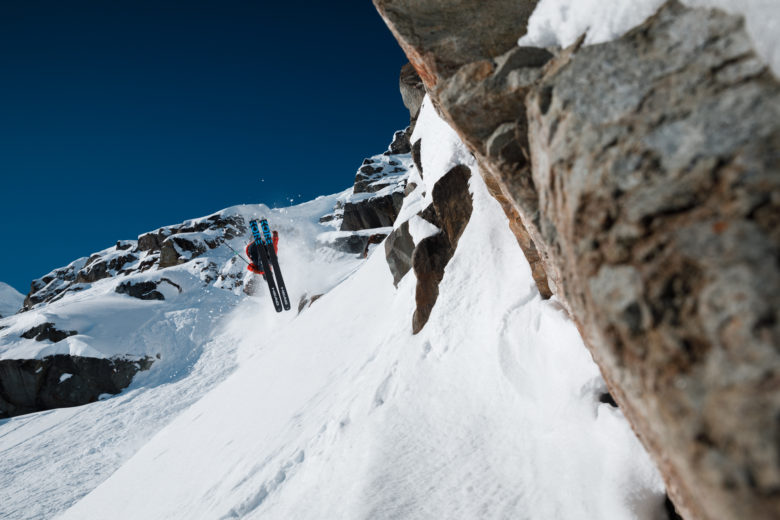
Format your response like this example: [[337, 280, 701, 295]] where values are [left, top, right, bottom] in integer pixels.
[[0, 355, 154, 418], [400, 62, 426, 125], [387, 129, 412, 155], [22, 212, 245, 311], [522, 4, 780, 518], [115, 281, 164, 301], [341, 192, 404, 232], [330, 233, 389, 255], [20, 322, 77, 343], [385, 221, 415, 286]]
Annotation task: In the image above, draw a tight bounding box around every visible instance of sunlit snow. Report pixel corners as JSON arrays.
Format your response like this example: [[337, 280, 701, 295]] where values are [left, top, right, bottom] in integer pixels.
[[1, 98, 666, 520]]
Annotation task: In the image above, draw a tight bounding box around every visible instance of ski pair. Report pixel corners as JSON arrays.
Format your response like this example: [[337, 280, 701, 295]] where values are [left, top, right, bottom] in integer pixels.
[[249, 219, 291, 312]]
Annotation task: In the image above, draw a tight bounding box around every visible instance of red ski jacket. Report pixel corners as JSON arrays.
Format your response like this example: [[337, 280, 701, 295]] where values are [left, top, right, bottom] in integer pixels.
[[246, 231, 279, 275]]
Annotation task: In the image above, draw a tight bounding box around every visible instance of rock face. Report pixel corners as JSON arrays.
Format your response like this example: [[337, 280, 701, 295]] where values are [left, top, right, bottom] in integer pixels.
[[320, 131, 412, 255], [375, 1, 780, 518], [341, 192, 404, 231], [0, 355, 153, 418], [7, 211, 246, 418], [400, 62, 425, 128], [384, 221, 415, 286], [524, 5, 780, 519]]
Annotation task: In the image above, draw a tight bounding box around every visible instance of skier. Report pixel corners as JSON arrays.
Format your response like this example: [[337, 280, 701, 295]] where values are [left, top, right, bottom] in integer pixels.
[[246, 230, 279, 278]]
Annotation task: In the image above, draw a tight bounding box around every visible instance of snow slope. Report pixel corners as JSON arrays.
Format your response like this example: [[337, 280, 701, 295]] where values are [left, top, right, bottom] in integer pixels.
[[43, 99, 665, 519], [0, 282, 23, 318], [0, 193, 366, 519]]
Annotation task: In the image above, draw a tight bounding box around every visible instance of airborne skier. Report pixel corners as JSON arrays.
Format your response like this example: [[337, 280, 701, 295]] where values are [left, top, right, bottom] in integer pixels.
[[247, 219, 291, 312], [246, 230, 279, 277]]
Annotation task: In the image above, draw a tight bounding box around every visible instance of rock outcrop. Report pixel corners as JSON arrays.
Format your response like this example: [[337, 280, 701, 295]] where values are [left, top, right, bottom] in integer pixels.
[[0, 355, 153, 418], [374, 0, 780, 518], [115, 278, 181, 301], [400, 62, 425, 130], [20, 322, 77, 343], [412, 164, 473, 333], [24, 212, 245, 310], [384, 221, 415, 286], [6, 211, 247, 418], [320, 131, 413, 255], [341, 192, 404, 231]]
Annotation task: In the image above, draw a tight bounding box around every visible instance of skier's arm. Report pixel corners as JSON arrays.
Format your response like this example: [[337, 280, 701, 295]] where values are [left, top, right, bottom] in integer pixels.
[[246, 242, 264, 274]]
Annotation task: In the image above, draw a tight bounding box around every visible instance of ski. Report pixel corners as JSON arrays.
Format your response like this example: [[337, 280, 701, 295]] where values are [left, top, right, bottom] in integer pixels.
[[260, 218, 291, 311], [249, 219, 283, 312]]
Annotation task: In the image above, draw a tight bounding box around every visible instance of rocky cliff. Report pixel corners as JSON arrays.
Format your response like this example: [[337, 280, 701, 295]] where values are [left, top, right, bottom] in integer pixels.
[[0, 212, 250, 418], [374, 1, 780, 519]]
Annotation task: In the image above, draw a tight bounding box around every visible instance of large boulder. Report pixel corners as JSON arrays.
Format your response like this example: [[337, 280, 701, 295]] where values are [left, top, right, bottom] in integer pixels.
[[431, 164, 473, 245], [412, 232, 452, 334], [375, 0, 780, 518], [385, 221, 415, 286], [0, 355, 153, 418]]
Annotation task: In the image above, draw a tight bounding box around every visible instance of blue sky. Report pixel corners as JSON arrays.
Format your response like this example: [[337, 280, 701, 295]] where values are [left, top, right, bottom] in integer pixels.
[[0, 1, 409, 294]]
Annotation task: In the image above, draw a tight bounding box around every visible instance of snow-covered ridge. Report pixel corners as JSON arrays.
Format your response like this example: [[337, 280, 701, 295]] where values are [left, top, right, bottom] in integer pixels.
[[0, 198, 361, 363]]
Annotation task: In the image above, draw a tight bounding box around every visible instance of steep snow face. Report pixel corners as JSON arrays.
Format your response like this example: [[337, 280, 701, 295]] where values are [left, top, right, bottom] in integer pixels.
[[519, 0, 780, 76], [0, 282, 23, 318], [55, 98, 665, 520]]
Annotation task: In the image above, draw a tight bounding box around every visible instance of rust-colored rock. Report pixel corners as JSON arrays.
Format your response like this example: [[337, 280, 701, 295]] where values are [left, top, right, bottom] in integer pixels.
[[373, 0, 538, 86]]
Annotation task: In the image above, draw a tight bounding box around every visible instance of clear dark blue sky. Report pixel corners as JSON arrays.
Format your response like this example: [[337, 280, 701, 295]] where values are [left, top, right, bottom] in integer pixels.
[[0, 1, 409, 294]]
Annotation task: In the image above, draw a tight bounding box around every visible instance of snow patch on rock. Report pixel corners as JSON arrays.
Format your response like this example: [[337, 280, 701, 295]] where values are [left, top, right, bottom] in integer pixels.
[[520, 0, 780, 76]]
